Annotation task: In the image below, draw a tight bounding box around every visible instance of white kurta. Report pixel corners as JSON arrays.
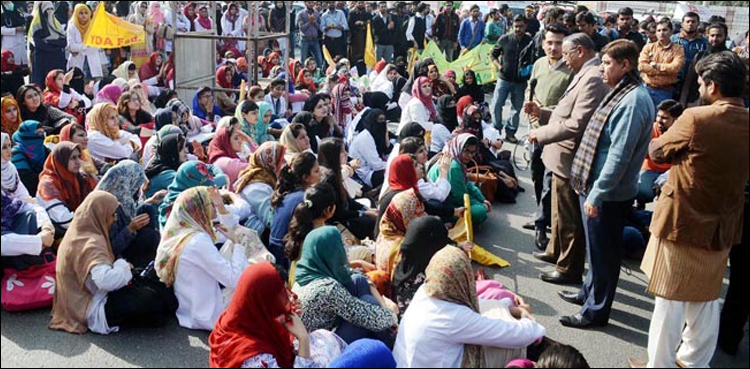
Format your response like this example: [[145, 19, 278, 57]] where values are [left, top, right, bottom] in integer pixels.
[[86, 259, 133, 334], [398, 99, 434, 134], [0, 24, 28, 65], [66, 23, 104, 78], [87, 131, 142, 162], [393, 288, 547, 368], [350, 130, 387, 188]]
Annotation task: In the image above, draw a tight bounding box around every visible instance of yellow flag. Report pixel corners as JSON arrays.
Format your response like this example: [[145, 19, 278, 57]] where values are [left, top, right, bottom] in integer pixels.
[[322, 45, 336, 68], [364, 23, 377, 68], [84, 2, 146, 49]]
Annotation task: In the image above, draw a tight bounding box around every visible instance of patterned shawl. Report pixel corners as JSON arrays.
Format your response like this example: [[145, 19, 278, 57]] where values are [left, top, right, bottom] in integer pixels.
[[95, 160, 146, 220], [234, 141, 286, 192], [375, 189, 426, 277]]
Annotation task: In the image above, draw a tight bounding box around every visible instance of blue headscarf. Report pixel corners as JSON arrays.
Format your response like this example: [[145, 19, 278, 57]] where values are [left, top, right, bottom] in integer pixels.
[[11, 121, 47, 172], [191, 87, 222, 120], [158, 160, 228, 227], [329, 339, 397, 368], [1, 192, 24, 233]]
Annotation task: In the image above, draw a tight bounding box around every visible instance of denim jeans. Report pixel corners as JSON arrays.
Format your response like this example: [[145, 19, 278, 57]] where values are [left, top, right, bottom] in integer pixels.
[[646, 87, 673, 109], [492, 78, 527, 135], [300, 39, 323, 70], [637, 170, 665, 204]]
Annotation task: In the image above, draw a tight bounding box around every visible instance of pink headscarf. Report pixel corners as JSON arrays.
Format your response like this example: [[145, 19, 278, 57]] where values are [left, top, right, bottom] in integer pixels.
[[94, 84, 124, 105], [412, 76, 437, 121], [149, 2, 165, 24]]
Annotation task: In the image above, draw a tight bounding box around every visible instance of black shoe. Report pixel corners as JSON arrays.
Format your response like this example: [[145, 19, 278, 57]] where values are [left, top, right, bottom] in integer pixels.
[[532, 251, 556, 265], [535, 230, 549, 251], [505, 134, 519, 144], [522, 221, 535, 231], [557, 290, 585, 306], [559, 314, 606, 329], [541, 271, 582, 285]]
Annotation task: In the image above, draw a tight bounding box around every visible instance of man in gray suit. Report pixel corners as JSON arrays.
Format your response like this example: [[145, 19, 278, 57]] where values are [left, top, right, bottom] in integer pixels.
[[524, 33, 610, 285]]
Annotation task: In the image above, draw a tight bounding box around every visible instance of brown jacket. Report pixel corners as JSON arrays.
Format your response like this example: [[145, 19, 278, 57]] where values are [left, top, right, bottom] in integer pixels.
[[638, 41, 685, 88], [649, 98, 749, 251], [536, 58, 610, 179]]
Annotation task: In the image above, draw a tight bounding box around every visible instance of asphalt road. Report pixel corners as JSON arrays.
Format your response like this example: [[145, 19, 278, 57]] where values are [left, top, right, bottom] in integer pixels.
[[2, 119, 747, 368]]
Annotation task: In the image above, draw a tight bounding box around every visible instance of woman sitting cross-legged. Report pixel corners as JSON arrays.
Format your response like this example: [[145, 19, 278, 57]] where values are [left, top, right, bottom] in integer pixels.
[[349, 109, 390, 190], [155, 186, 249, 331], [393, 246, 547, 368], [49, 191, 175, 335], [293, 226, 399, 346], [209, 262, 348, 368], [143, 127, 186, 199], [95, 160, 164, 268], [428, 134, 491, 225], [36, 142, 99, 237]]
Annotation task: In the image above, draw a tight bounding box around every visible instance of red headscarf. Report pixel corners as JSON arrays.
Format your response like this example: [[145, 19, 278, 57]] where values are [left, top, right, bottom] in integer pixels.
[[412, 76, 437, 121], [389, 154, 419, 194], [37, 142, 98, 212], [208, 262, 294, 369], [266, 52, 281, 76], [374, 59, 387, 74], [296, 69, 317, 95], [456, 96, 475, 123], [216, 66, 233, 90], [43, 69, 64, 107], [139, 52, 162, 81], [237, 57, 248, 73], [207, 125, 240, 164], [1, 50, 20, 73], [331, 83, 352, 129], [288, 58, 300, 84]]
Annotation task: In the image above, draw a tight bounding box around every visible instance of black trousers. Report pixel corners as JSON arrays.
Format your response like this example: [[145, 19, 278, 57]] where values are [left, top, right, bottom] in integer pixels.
[[104, 271, 177, 330], [532, 145, 551, 230], [719, 201, 749, 351]]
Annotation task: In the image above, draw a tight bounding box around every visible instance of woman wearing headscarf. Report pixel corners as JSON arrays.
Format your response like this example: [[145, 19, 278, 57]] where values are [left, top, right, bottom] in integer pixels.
[[111, 61, 139, 81], [444, 70, 459, 91], [374, 177, 426, 279], [1, 96, 23, 136], [157, 161, 228, 229], [392, 216, 453, 318], [0, 50, 30, 98], [427, 134, 491, 225], [1, 132, 32, 201], [433, 95, 459, 153], [209, 262, 348, 368], [350, 109, 390, 189], [371, 64, 399, 100], [37, 142, 99, 236], [221, 3, 244, 42], [1, 1, 29, 67], [330, 84, 353, 135], [215, 66, 238, 115], [300, 95, 335, 153], [43, 69, 92, 125], [393, 246, 546, 368], [95, 160, 163, 268], [427, 65, 456, 99], [67, 4, 103, 79], [192, 86, 222, 123], [148, 2, 166, 51], [93, 84, 124, 106], [455, 70, 485, 104], [348, 92, 391, 146], [156, 186, 248, 330], [29, 2, 68, 86], [293, 226, 398, 345], [10, 121, 50, 193], [138, 110, 176, 170], [183, 2, 198, 32], [127, 2, 155, 67], [1, 192, 55, 269], [399, 77, 437, 135], [296, 69, 318, 96], [279, 123, 314, 164], [143, 129, 187, 200], [398, 58, 434, 109], [50, 191, 175, 334], [59, 122, 110, 178], [87, 102, 142, 163], [17, 85, 76, 135], [208, 117, 254, 192], [235, 141, 286, 234], [194, 4, 214, 32], [138, 52, 165, 87]]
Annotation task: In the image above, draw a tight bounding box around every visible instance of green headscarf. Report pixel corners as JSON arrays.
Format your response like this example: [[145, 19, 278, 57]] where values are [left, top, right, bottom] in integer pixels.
[[294, 226, 352, 287], [255, 102, 273, 144]]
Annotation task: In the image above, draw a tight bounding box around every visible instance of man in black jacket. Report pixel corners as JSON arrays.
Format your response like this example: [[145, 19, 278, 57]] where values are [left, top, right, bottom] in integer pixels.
[[371, 1, 395, 63], [432, 1, 460, 62], [491, 15, 533, 143], [348, 1, 371, 73], [392, 2, 410, 60]]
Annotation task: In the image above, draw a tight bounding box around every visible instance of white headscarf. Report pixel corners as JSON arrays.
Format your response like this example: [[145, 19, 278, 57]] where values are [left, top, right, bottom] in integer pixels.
[[371, 64, 397, 99], [1, 133, 21, 194]]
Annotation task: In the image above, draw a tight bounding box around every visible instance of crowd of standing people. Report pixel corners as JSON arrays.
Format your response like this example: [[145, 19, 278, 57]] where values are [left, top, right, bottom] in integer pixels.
[[1, 1, 749, 368]]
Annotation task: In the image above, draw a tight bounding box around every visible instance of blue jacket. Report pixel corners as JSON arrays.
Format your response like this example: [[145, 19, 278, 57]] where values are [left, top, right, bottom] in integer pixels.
[[586, 84, 655, 207], [458, 18, 485, 50], [671, 34, 708, 80]]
